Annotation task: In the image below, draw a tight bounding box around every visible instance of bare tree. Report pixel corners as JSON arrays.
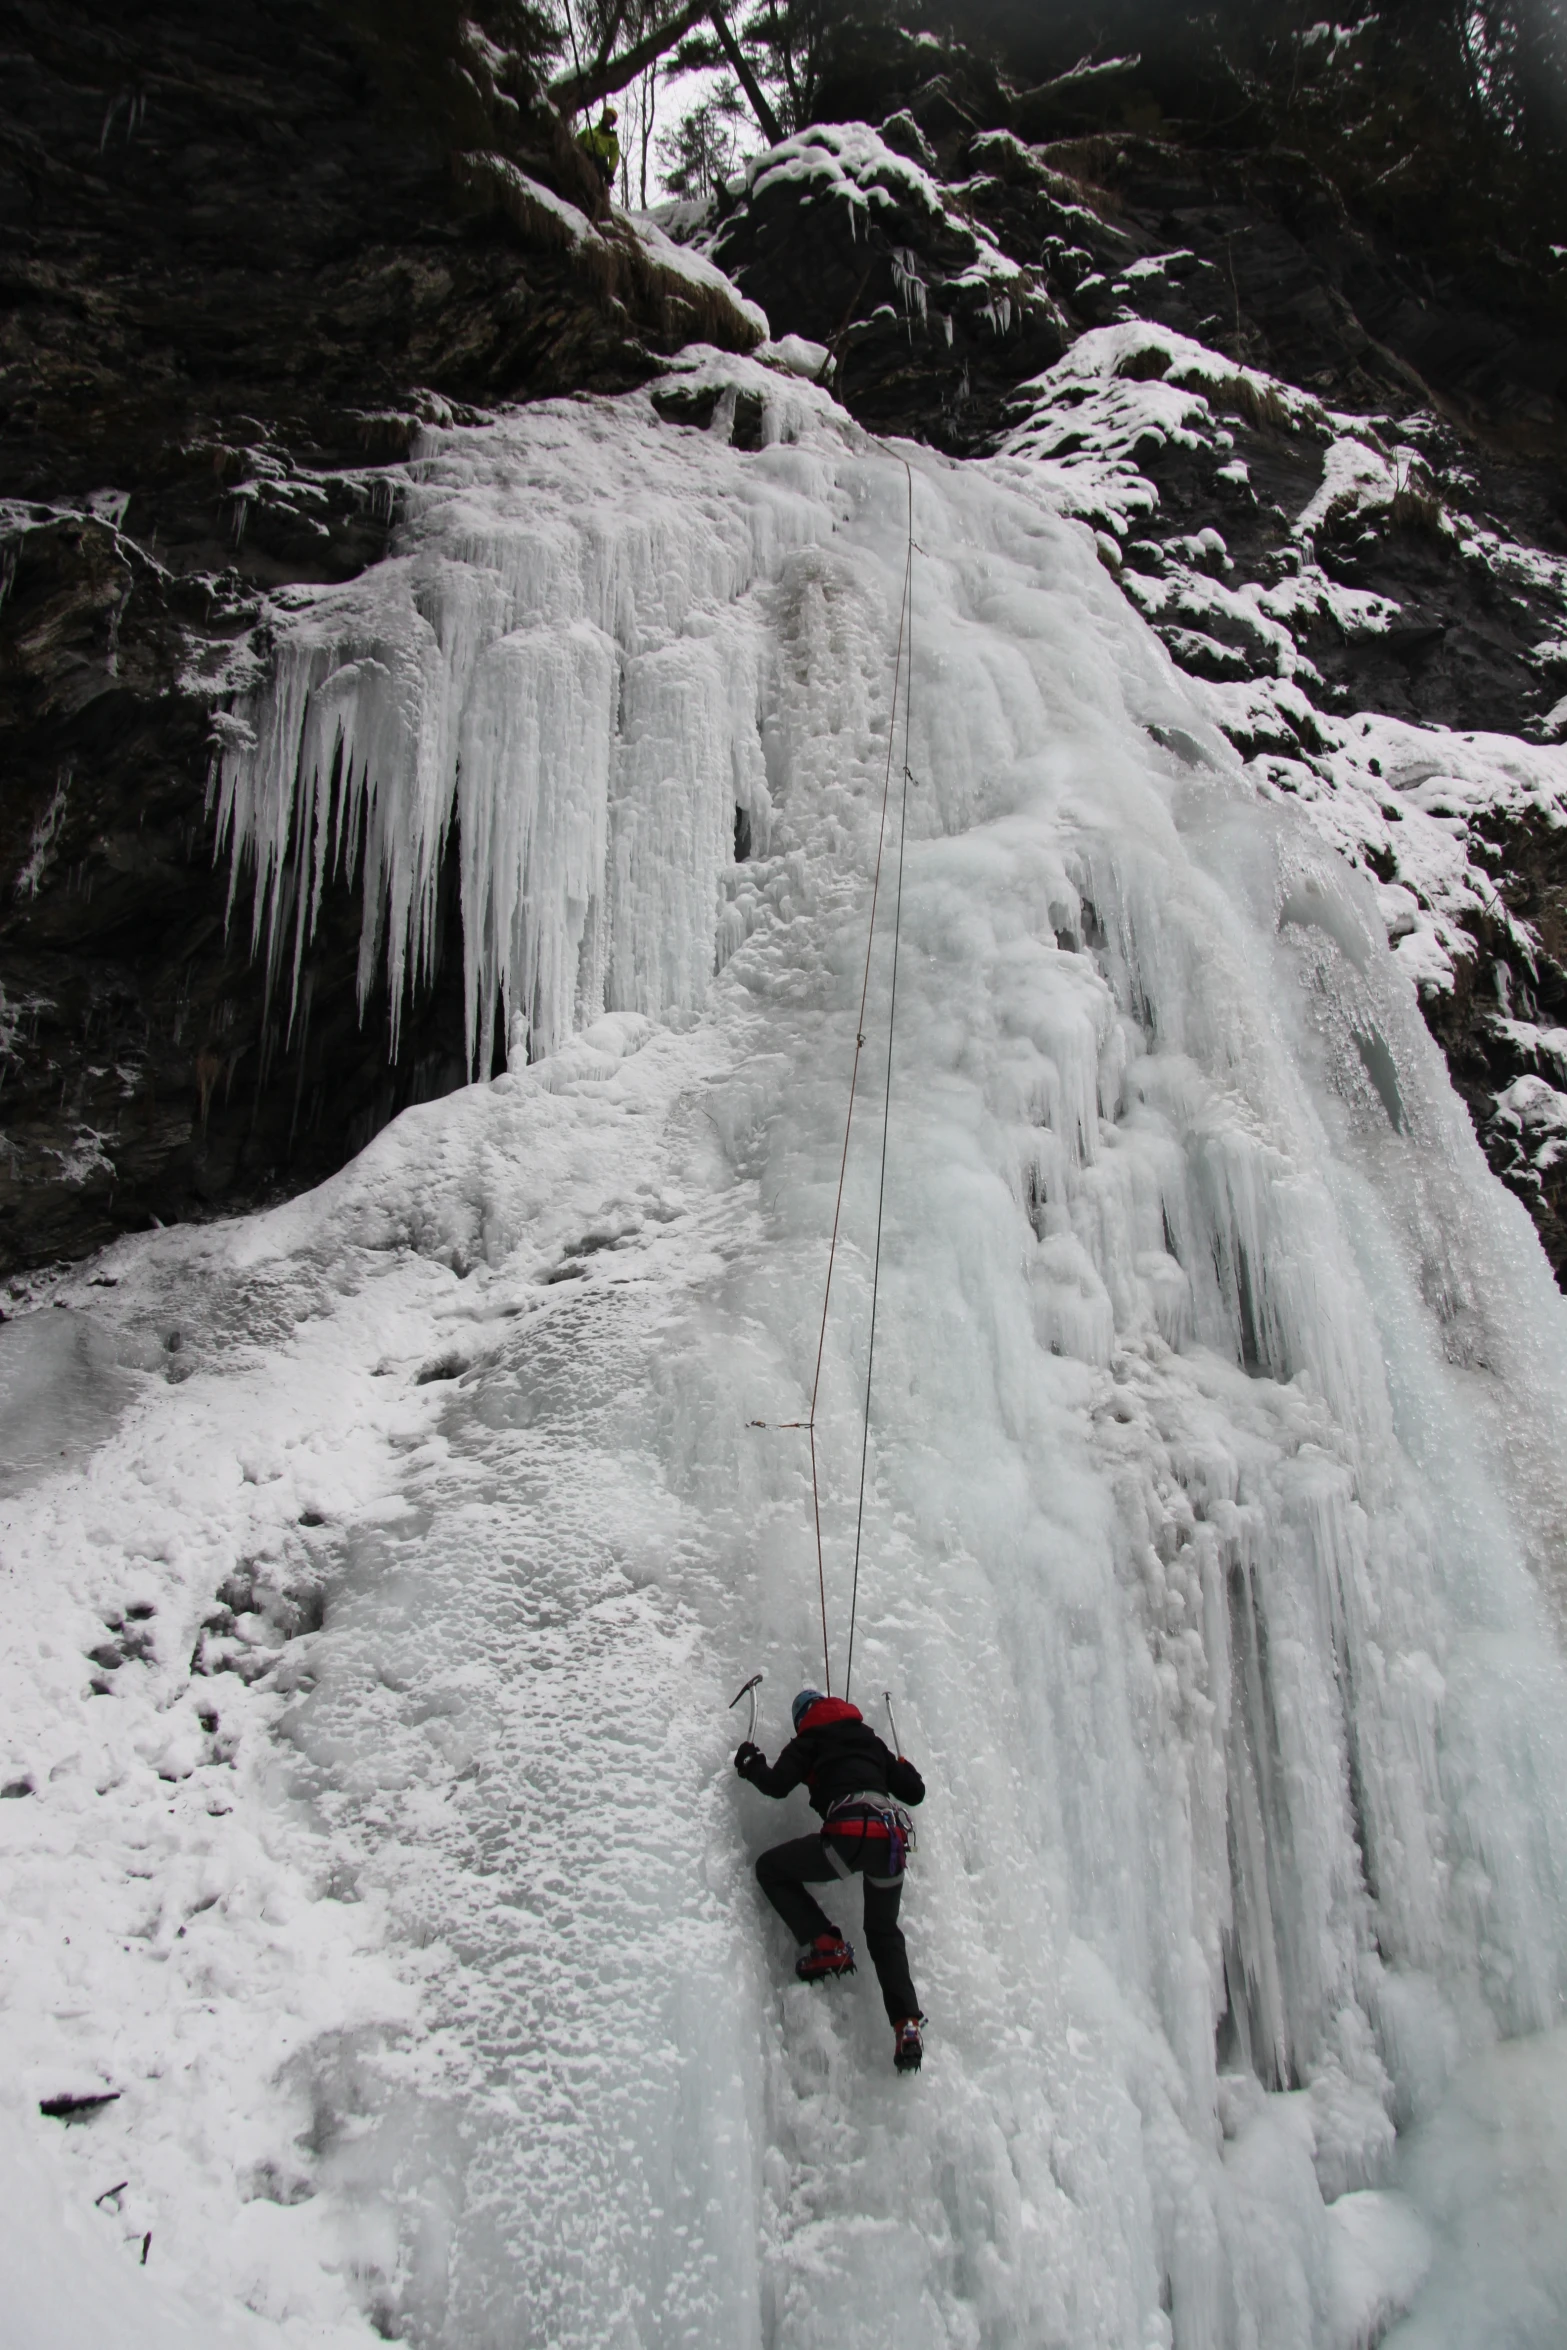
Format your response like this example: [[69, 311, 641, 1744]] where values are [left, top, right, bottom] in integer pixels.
[[655, 81, 745, 195]]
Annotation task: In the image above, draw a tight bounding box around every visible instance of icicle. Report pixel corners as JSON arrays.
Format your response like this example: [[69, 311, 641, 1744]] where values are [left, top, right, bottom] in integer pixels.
[[214, 386, 824, 1072]]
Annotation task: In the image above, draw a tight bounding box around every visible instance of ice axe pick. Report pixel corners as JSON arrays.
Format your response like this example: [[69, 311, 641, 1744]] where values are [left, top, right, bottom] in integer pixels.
[[729, 1671, 763, 1743]]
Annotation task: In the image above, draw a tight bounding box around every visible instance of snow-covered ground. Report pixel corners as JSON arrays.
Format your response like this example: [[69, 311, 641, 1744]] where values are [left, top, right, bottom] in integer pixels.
[[5, 346, 1567, 2348]]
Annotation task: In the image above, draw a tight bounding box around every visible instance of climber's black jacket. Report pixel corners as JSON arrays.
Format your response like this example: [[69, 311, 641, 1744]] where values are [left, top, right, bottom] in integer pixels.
[[736, 1697, 925, 1819]]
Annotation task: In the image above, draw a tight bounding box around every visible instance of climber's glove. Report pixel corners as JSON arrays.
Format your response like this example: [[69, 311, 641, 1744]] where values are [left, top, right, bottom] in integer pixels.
[[734, 1741, 765, 1780]]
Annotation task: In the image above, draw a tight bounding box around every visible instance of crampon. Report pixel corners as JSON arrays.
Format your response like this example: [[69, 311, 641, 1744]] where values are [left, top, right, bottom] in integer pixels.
[[795, 1932, 856, 1982]]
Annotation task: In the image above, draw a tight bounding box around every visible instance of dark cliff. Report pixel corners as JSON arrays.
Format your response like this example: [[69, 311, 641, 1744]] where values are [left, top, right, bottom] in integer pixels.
[[0, 0, 760, 1276]]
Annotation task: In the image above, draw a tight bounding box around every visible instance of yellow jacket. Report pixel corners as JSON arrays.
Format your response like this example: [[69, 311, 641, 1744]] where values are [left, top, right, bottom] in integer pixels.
[[579, 120, 620, 179]]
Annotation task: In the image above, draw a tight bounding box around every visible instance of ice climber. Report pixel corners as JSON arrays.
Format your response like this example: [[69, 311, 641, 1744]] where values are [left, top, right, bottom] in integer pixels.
[[735, 1688, 926, 2073], [578, 105, 620, 191]]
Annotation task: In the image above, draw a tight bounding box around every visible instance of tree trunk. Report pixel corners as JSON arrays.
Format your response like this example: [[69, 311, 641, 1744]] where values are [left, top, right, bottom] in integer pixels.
[[708, 3, 783, 145]]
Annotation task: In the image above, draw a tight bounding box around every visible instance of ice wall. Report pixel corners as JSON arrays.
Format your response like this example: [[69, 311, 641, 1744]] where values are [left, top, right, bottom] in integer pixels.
[[11, 347, 1567, 2350], [216, 381, 827, 1068]]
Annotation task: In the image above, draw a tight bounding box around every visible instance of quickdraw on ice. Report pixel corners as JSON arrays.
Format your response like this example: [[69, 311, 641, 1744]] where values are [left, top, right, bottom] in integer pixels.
[[750, 448, 918, 1707]]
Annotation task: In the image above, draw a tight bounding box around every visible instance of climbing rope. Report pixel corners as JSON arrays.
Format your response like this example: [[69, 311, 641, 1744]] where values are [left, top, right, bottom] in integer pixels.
[[844, 467, 915, 1704], [802, 453, 916, 1698]]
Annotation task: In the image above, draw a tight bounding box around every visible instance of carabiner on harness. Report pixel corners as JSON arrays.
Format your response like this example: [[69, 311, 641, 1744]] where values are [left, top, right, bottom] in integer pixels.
[[820, 1790, 915, 1886]]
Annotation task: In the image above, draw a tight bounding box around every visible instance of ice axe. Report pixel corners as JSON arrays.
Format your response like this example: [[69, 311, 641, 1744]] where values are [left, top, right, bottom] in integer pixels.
[[884, 1689, 902, 1756], [729, 1671, 763, 1743]]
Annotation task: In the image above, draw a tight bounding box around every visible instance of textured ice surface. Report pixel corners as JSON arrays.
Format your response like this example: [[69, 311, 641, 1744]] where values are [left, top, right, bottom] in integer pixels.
[[215, 354, 835, 1068], [0, 1308, 150, 1495], [5, 352, 1567, 2349]]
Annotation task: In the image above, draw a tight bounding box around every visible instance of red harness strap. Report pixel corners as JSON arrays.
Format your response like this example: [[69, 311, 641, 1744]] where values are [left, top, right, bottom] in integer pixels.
[[824, 1813, 894, 1843], [820, 1797, 911, 1879]]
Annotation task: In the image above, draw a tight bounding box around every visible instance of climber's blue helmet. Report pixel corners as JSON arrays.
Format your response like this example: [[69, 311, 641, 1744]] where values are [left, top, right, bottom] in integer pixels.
[[792, 1687, 827, 1730]]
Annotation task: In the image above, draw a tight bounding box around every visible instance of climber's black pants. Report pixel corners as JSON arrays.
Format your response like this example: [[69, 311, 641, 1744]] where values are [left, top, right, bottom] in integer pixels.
[[755, 1835, 919, 2024]]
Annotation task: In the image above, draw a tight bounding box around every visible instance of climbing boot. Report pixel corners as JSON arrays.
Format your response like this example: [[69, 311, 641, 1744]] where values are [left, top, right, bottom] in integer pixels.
[[795, 1932, 856, 1982], [893, 2017, 924, 2073]]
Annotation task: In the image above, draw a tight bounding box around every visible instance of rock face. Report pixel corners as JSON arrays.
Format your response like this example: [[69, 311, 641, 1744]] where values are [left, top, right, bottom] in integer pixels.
[[708, 120, 1068, 451], [0, 0, 761, 1277], [6, 7, 1567, 1287]]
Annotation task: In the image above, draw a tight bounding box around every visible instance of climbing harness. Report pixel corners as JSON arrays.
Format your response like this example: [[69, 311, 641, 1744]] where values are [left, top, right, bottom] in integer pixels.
[[784, 450, 918, 1702], [821, 1789, 916, 1885]]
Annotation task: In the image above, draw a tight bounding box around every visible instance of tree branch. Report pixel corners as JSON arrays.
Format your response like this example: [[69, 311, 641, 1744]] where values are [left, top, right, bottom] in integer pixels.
[[1015, 51, 1143, 108], [595, 0, 630, 76], [708, 3, 782, 145], [549, 0, 712, 115]]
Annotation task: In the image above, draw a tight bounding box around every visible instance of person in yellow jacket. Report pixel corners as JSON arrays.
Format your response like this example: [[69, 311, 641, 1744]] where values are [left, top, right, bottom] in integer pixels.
[[578, 105, 620, 191]]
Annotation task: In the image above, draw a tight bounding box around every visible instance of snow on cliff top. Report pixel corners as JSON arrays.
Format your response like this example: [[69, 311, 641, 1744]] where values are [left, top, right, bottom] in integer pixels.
[[995, 317, 1567, 1005], [741, 119, 1032, 301]]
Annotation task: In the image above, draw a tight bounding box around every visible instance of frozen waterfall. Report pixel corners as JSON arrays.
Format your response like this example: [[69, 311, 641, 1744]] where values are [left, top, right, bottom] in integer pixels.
[[4, 346, 1567, 2350]]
